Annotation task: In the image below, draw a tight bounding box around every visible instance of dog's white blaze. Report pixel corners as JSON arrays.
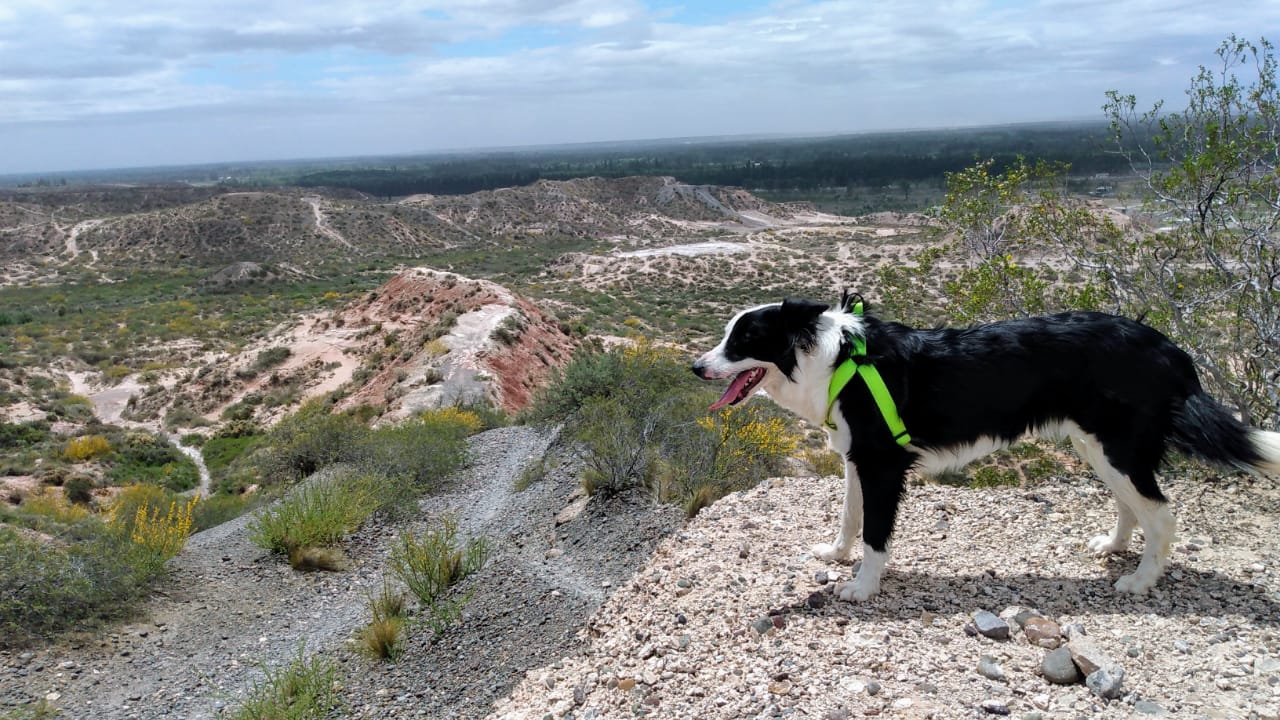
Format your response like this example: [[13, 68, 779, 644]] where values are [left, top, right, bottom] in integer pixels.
[[762, 310, 864, 425], [695, 302, 778, 378], [1071, 431, 1174, 595]]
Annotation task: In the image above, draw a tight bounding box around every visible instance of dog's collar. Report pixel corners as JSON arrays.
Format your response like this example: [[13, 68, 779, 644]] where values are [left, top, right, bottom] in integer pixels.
[[824, 311, 911, 447]]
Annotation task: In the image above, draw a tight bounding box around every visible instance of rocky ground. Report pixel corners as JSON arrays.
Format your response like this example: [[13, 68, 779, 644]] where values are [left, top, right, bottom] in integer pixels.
[[4, 435, 1280, 720], [491, 473, 1280, 720]]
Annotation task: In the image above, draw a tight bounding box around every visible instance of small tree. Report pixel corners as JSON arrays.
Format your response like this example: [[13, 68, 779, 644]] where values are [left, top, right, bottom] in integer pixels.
[[1093, 35, 1280, 426]]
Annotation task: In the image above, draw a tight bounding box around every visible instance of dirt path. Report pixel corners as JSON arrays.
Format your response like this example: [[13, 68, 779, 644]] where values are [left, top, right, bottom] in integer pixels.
[[2, 426, 681, 720], [304, 197, 354, 250], [65, 371, 210, 495]]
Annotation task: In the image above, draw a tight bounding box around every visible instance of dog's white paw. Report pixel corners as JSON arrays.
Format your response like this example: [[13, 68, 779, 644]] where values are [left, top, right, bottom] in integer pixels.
[[812, 542, 849, 562], [1113, 571, 1155, 595], [836, 577, 879, 602], [1087, 533, 1129, 556]]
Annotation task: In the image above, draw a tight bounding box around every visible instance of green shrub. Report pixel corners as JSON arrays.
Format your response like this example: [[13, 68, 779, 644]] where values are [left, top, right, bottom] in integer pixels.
[[64, 475, 94, 505], [232, 644, 342, 720], [164, 406, 210, 430], [253, 401, 367, 485], [530, 340, 801, 513], [655, 402, 799, 517], [106, 438, 200, 492], [0, 421, 50, 450], [202, 434, 262, 476], [192, 492, 257, 532], [253, 346, 292, 371], [357, 581, 407, 661], [356, 410, 472, 490], [389, 516, 489, 634], [247, 470, 391, 556], [0, 527, 154, 646]]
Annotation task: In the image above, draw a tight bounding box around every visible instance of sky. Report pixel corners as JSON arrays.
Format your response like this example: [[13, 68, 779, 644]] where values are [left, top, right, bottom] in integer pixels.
[[1, 0, 1277, 175]]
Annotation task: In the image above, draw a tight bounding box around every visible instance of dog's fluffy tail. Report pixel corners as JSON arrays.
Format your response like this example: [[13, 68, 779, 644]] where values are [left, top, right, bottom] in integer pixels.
[[1170, 392, 1280, 475]]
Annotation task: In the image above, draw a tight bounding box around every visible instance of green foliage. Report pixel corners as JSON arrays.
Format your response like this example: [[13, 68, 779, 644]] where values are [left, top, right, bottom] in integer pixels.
[[0, 421, 49, 450], [656, 402, 799, 517], [252, 401, 367, 485], [533, 341, 798, 513], [232, 644, 342, 720], [1097, 35, 1280, 426], [201, 434, 262, 477], [358, 410, 473, 490], [389, 516, 489, 635], [192, 492, 258, 532], [106, 436, 200, 492], [247, 470, 392, 556], [357, 581, 407, 661], [254, 346, 293, 371], [0, 526, 155, 646]]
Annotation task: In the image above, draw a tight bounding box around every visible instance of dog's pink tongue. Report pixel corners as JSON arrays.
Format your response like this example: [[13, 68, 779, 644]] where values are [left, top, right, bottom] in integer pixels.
[[708, 370, 752, 411]]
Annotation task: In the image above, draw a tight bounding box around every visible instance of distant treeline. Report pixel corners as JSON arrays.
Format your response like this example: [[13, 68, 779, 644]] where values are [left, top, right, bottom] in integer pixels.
[[294, 123, 1130, 197]]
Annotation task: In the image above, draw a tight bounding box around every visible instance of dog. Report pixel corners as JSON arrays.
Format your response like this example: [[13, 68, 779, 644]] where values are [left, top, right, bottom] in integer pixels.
[[692, 293, 1280, 601]]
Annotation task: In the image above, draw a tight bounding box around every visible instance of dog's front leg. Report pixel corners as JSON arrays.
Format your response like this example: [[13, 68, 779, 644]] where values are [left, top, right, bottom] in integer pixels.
[[812, 460, 862, 562]]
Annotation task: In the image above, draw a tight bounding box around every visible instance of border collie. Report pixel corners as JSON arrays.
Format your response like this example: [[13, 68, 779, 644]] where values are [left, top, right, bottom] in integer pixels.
[[692, 293, 1280, 601]]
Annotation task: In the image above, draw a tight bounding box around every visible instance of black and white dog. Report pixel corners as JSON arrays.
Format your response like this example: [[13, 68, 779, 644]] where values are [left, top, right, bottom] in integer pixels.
[[692, 293, 1280, 601]]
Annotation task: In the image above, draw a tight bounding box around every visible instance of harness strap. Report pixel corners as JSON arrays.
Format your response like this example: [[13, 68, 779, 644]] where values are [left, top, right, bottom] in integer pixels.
[[823, 308, 911, 447]]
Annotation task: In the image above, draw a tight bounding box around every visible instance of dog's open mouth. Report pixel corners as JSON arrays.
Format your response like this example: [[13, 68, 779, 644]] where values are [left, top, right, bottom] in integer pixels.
[[709, 367, 766, 411]]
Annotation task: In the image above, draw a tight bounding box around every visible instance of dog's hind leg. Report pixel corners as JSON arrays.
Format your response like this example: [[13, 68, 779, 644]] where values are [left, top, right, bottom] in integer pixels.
[[1072, 433, 1174, 595], [813, 460, 862, 562], [1071, 435, 1136, 553]]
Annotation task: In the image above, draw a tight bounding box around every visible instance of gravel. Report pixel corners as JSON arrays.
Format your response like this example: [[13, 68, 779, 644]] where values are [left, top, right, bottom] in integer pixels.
[[489, 472, 1280, 719], [4, 445, 1280, 720]]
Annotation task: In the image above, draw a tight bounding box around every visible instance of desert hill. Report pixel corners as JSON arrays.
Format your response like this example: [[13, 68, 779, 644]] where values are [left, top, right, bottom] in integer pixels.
[[0, 177, 817, 278], [118, 267, 576, 429]]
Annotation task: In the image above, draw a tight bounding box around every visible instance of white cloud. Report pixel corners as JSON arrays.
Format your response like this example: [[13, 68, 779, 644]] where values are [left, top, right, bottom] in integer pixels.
[[1, 0, 1278, 172]]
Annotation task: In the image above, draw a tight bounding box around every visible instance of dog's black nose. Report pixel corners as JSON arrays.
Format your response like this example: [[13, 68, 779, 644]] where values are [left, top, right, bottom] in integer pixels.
[[691, 362, 708, 380]]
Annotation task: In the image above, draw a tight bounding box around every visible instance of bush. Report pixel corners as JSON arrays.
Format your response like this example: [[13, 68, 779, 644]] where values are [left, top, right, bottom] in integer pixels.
[[253, 346, 292, 371], [109, 493, 198, 576], [355, 410, 474, 490], [106, 439, 200, 492], [0, 487, 193, 646], [247, 470, 391, 557], [253, 401, 367, 485], [64, 475, 94, 505], [531, 340, 801, 513], [656, 403, 799, 517], [357, 581, 407, 661], [389, 516, 489, 634], [192, 492, 256, 532], [65, 435, 111, 462], [232, 644, 342, 720], [0, 529, 142, 645], [0, 422, 49, 450], [21, 488, 90, 525]]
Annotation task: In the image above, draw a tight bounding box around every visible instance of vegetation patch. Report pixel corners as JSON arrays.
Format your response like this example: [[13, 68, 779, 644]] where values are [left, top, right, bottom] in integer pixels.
[[232, 644, 342, 720], [389, 515, 489, 635], [247, 469, 392, 563]]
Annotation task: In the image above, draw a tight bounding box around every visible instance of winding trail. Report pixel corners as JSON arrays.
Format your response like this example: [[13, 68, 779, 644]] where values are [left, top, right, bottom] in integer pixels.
[[65, 371, 209, 494], [6, 426, 678, 720], [304, 197, 354, 249]]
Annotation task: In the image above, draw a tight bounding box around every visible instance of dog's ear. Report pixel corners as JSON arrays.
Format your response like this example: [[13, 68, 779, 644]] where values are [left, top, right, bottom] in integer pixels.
[[780, 298, 829, 320], [838, 290, 866, 314]]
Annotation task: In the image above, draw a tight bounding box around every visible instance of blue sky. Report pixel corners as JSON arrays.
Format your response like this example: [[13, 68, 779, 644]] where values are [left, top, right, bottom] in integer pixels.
[[1, 0, 1277, 174]]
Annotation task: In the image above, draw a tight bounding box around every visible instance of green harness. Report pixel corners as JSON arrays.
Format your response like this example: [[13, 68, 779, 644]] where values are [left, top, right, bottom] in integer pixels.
[[823, 303, 912, 447]]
